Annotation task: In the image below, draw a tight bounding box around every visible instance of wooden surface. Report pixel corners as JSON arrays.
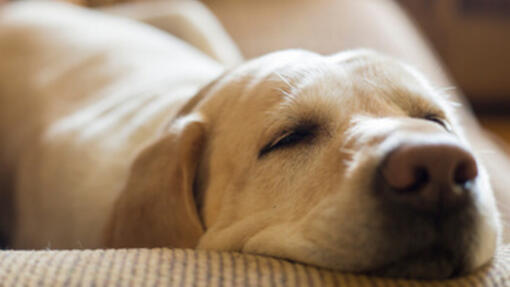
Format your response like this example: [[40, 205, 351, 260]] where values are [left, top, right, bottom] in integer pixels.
[[397, 0, 510, 105], [479, 115, 510, 153]]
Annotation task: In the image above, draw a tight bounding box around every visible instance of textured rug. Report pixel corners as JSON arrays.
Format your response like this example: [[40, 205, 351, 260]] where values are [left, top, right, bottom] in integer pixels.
[[0, 245, 509, 286]]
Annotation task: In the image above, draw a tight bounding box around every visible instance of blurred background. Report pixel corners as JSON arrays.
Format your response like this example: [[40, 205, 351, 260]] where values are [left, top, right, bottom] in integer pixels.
[[398, 0, 510, 111], [4, 0, 510, 145], [397, 0, 510, 146]]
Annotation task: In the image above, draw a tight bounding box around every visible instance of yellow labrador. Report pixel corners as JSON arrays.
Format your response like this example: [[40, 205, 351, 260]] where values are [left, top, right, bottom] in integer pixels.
[[0, 1, 501, 279]]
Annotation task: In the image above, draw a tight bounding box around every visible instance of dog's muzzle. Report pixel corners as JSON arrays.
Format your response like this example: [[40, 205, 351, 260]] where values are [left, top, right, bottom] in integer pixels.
[[372, 141, 480, 279]]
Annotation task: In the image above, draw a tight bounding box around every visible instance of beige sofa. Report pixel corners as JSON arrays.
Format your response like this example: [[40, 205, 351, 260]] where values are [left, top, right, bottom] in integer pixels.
[[1, 246, 509, 286]]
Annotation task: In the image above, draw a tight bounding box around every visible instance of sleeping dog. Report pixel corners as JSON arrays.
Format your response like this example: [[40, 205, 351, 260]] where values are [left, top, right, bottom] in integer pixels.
[[0, 1, 501, 279]]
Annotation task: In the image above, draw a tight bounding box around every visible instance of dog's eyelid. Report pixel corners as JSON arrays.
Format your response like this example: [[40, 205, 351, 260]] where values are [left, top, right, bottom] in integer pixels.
[[424, 114, 451, 131], [258, 123, 318, 158], [270, 130, 294, 146]]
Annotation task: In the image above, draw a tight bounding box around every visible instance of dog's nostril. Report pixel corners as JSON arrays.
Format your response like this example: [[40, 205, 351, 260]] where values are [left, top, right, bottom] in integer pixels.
[[411, 167, 429, 191], [453, 160, 478, 185], [394, 167, 429, 193]]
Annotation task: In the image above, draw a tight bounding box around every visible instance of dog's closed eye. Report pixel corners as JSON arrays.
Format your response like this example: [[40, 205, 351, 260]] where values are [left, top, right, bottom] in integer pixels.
[[259, 124, 318, 158], [423, 114, 451, 131]]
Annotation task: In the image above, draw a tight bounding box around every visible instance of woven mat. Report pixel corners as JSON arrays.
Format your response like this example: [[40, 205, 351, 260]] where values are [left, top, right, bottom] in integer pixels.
[[0, 245, 509, 287]]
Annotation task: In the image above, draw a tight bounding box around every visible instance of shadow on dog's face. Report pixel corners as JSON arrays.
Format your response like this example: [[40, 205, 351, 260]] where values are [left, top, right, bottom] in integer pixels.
[[191, 49, 501, 279]]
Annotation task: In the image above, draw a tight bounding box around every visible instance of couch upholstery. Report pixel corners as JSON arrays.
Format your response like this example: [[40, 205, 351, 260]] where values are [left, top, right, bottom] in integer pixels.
[[1, 245, 509, 286]]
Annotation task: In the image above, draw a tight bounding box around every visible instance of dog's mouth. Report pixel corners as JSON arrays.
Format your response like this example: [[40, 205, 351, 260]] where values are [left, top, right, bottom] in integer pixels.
[[358, 162, 479, 280], [367, 244, 465, 280], [362, 198, 475, 280]]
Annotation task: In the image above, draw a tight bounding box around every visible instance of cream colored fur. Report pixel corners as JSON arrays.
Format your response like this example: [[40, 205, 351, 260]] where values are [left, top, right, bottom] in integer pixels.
[[0, 1, 503, 279], [0, 0, 225, 248]]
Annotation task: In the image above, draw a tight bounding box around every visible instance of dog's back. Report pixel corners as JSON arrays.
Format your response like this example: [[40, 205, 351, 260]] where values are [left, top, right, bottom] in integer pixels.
[[0, 1, 224, 248]]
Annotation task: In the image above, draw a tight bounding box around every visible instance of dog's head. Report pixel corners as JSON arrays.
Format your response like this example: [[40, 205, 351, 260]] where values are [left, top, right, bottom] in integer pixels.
[[110, 49, 501, 279]]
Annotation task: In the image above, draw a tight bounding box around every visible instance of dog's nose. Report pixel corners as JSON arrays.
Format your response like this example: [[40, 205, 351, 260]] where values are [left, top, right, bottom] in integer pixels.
[[380, 143, 478, 211]]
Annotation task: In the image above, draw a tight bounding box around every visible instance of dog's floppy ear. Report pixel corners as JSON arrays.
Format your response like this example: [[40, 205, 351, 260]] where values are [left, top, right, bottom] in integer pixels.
[[107, 113, 206, 248], [105, 72, 226, 248]]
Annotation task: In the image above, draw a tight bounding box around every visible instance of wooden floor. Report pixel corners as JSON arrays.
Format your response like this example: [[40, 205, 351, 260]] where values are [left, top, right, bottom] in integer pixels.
[[479, 115, 510, 153]]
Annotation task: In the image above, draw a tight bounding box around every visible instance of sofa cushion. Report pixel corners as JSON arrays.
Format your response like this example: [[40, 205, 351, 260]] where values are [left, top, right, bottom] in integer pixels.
[[0, 245, 509, 286]]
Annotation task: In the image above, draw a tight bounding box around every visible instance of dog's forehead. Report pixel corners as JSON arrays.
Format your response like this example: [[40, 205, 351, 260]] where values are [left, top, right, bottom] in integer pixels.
[[248, 51, 445, 120], [203, 50, 449, 136]]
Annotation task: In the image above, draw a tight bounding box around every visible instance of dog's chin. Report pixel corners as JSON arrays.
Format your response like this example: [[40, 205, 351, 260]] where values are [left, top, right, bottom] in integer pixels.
[[366, 244, 466, 280]]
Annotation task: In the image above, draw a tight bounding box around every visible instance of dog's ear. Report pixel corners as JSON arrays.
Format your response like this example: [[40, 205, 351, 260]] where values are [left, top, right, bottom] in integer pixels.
[[106, 72, 227, 248], [107, 113, 206, 248]]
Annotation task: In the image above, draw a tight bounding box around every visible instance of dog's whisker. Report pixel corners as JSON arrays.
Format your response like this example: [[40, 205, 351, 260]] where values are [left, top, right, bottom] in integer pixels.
[[435, 86, 457, 100], [433, 86, 463, 109], [447, 99, 462, 108], [274, 71, 297, 91], [435, 86, 457, 94], [275, 87, 293, 99], [339, 147, 356, 156], [363, 78, 379, 88], [342, 158, 355, 169]]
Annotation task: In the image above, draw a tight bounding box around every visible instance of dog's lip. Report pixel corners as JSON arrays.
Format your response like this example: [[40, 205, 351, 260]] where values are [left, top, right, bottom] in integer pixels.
[[366, 244, 464, 280]]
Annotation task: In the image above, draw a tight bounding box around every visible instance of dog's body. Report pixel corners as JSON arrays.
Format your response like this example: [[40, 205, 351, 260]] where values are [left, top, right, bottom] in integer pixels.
[[0, 1, 505, 279], [0, 1, 225, 248]]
